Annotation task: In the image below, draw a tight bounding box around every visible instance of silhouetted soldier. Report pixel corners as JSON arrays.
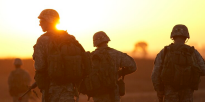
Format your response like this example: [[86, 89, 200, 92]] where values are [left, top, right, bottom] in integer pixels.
[[8, 58, 31, 102], [33, 9, 85, 102], [152, 24, 205, 102], [80, 31, 137, 102]]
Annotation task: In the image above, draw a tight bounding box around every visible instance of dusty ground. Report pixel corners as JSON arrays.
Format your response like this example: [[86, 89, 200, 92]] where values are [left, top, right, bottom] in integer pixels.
[[0, 58, 204, 102]]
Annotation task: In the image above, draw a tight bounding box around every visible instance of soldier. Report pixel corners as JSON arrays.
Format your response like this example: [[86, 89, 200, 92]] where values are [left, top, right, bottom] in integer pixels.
[[85, 31, 137, 102], [152, 24, 205, 102], [33, 9, 85, 102], [8, 58, 31, 102]]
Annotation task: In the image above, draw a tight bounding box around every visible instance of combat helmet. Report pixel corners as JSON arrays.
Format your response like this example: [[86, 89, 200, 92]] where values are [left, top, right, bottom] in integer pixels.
[[38, 9, 60, 24], [93, 31, 110, 47], [171, 24, 190, 39], [13, 58, 22, 65]]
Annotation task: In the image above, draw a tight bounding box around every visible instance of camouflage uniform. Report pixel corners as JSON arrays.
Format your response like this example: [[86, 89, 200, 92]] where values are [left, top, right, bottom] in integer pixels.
[[152, 49, 205, 102], [33, 9, 78, 102], [33, 32, 76, 102], [152, 24, 205, 102], [8, 58, 31, 102], [92, 31, 137, 102]]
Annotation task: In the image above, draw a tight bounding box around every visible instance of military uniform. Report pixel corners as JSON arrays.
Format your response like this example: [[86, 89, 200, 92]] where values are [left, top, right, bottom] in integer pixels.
[[152, 49, 205, 102], [8, 58, 31, 102], [152, 24, 205, 102], [33, 9, 82, 102], [91, 31, 137, 102], [33, 33, 76, 102]]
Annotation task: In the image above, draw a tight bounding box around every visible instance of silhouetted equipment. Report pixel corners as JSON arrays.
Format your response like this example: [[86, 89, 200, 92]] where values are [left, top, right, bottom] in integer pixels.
[[117, 75, 125, 96], [18, 82, 37, 101], [79, 49, 116, 97], [161, 44, 201, 90]]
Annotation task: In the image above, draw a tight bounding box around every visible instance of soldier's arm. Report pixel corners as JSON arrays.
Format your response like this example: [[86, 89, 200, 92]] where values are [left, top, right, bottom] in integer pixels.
[[194, 50, 205, 76], [119, 53, 137, 76], [33, 37, 47, 72], [151, 50, 164, 91], [33, 37, 49, 90]]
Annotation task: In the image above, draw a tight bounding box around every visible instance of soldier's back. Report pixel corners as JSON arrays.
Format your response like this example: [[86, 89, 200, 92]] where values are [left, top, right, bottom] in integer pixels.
[[8, 68, 31, 102], [9, 68, 30, 87]]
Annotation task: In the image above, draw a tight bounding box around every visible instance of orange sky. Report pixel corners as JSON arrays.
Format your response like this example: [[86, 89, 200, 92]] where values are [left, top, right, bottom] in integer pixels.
[[0, 0, 205, 58]]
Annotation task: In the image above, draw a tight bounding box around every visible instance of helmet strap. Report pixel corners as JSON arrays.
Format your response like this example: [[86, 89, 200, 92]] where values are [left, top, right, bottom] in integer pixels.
[[185, 38, 189, 43]]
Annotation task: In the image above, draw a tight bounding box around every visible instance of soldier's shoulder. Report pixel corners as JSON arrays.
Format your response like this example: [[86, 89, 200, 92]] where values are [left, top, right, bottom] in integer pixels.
[[58, 30, 69, 36], [91, 49, 99, 56], [154, 48, 165, 60], [37, 33, 50, 43], [67, 33, 77, 41], [194, 48, 199, 53], [60, 30, 77, 41], [9, 69, 21, 75], [59, 30, 68, 33], [9, 70, 16, 75], [20, 68, 29, 73], [193, 49, 202, 56], [107, 47, 122, 54], [159, 48, 165, 54], [91, 47, 117, 55], [107, 47, 132, 59]]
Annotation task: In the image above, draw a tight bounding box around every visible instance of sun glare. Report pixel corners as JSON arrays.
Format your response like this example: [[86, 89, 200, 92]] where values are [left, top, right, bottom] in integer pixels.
[[1, 0, 205, 59], [56, 24, 65, 31]]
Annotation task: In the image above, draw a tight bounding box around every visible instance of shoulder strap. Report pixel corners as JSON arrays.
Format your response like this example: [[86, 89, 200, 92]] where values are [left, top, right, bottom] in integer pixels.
[[190, 47, 200, 65], [189, 46, 195, 54], [122, 67, 125, 80], [61, 32, 85, 53], [161, 46, 168, 62], [49, 31, 85, 53]]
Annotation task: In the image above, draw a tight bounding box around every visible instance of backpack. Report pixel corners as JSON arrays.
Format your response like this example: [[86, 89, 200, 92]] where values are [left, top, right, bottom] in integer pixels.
[[161, 43, 201, 90], [47, 32, 86, 83], [79, 47, 116, 97], [8, 69, 29, 96]]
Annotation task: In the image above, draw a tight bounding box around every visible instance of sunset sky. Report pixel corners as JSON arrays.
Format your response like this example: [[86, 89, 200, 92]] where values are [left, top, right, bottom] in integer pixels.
[[0, 0, 205, 58]]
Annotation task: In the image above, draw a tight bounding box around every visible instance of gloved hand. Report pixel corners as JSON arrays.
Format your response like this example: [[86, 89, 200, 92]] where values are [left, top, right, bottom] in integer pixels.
[[118, 69, 124, 78]]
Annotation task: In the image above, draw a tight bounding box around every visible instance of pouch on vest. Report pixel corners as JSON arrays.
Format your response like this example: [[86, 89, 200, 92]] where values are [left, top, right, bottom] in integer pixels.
[[79, 48, 116, 96], [161, 44, 201, 90], [34, 71, 49, 90], [63, 55, 82, 82], [117, 76, 125, 96], [47, 34, 84, 83], [47, 54, 65, 82]]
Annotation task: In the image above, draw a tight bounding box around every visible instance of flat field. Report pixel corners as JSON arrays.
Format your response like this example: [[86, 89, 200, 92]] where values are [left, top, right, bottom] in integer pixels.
[[0, 58, 204, 102]]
